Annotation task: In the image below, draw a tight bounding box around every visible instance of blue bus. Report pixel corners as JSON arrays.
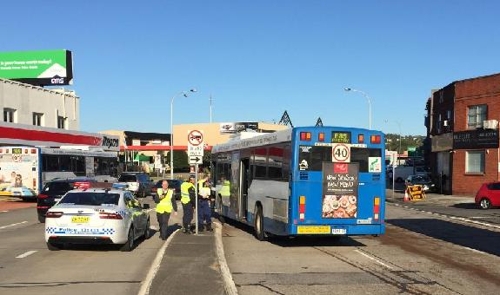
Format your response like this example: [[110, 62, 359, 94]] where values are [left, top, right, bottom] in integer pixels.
[[211, 126, 386, 240]]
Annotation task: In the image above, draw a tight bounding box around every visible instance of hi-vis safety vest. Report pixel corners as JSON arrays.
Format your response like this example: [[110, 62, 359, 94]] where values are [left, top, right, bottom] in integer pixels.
[[220, 180, 230, 197], [156, 188, 174, 213], [180, 182, 195, 204]]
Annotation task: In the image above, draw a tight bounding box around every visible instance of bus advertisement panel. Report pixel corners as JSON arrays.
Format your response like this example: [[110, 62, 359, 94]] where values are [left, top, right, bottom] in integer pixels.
[[0, 146, 118, 200], [211, 126, 385, 240]]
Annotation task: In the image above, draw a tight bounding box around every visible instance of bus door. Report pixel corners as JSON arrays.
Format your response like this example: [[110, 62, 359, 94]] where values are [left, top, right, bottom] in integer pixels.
[[239, 158, 250, 220]]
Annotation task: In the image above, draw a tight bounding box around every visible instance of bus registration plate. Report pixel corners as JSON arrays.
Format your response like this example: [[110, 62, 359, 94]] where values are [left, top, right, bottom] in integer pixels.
[[297, 225, 330, 234], [331, 228, 347, 235], [71, 216, 89, 223]]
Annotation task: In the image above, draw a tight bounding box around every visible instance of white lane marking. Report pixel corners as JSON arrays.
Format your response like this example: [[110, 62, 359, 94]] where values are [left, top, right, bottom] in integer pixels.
[[0, 211, 8, 213], [0, 221, 28, 230], [214, 222, 238, 295], [16, 250, 37, 259], [355, 249, 394, 270]]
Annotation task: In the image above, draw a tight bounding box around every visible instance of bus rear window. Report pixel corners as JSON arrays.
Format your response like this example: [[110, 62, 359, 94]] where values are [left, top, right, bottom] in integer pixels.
[[298, 146, 382, 172]]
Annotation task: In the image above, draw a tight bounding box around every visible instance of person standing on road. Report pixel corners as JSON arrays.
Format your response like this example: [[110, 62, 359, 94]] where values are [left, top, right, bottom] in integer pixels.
[[180, 175, 196, 234], [156, 180, 178, 240], [198, 180, 213, 232]]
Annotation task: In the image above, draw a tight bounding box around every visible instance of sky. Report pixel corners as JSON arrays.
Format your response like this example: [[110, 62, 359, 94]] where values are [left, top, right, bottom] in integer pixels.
[[2, 0, 500, 136]]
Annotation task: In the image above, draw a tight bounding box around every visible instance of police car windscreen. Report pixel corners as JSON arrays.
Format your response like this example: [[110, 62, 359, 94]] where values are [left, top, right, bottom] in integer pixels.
[[59, 192, 120, 206]]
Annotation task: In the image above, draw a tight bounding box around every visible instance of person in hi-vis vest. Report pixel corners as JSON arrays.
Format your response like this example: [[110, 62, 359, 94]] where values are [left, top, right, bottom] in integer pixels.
[[156, 180, 178, 240], [180, 175, 196, 234]]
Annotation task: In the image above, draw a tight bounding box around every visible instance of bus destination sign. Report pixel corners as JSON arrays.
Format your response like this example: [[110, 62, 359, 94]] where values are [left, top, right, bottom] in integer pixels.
[[12, 148, 22, 154], [331, 131, 351, 144]]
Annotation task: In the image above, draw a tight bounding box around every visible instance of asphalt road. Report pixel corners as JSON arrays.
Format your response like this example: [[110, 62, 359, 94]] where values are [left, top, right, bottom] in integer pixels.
[[222, 204, 500, 295], [0, 198, 163, 295]]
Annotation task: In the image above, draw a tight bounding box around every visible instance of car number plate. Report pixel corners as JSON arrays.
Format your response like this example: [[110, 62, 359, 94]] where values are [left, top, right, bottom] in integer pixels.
[[71, 216, 89, 223], [331, 228, 347, 235], [297, 225, 331, 234]]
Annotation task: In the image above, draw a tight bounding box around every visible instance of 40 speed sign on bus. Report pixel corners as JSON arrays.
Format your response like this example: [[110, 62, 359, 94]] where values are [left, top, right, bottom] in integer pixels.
[[332, 143, 350, 163]]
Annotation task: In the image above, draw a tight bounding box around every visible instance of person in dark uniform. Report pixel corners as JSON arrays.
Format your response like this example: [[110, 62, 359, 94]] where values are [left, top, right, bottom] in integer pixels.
[[198, 180, 213, 232], [180, 175, 196, 233]]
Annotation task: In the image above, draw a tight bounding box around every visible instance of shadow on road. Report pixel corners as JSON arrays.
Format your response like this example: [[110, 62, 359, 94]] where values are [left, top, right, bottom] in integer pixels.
[[451, 202, 481, 209], [387, 218, 500, 257], [217, 213, 366, 248]]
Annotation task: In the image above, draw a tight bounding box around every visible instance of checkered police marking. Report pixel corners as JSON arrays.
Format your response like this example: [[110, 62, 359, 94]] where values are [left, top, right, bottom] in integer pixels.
[[45, 227, 115, 235]]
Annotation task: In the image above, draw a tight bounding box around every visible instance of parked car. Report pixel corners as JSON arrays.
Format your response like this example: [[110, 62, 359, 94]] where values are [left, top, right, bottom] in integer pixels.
[[151, 179, 183, 200], [37, 178, 97, 223], [475, 182, 500, 209], [44, 187, 151, 251], [405, 174, 436, 193], [116, 172, 153, 198]]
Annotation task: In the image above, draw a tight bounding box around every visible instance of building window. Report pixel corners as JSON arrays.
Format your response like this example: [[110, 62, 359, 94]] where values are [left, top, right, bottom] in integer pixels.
[[467, 105, 487, 129], [57, 116, 67, 129], [3, 108, 16, 123], [33, 112, 44, 126], [466, 150, 485, 174]]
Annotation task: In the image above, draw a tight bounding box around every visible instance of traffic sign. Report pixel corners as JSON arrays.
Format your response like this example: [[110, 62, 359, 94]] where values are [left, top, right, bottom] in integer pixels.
[[188, 144, 204, 157], [187, 130, 204, 146], [187, 130, 204, 166], [332, 144, 350, 163], [189, 156, 203, 165]]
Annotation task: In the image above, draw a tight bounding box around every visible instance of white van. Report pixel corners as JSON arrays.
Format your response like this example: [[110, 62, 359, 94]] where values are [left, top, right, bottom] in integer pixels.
[[388, 166, 428, 182]]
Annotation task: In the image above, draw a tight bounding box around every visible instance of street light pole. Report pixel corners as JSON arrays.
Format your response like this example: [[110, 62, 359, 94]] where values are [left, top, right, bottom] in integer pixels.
[[170, 89, 197, 179], [344, 87, 372, 129]]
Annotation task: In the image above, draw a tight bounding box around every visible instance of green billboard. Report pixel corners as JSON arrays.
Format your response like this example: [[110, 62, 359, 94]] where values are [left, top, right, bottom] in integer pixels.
[[0, 50, 73, 86]]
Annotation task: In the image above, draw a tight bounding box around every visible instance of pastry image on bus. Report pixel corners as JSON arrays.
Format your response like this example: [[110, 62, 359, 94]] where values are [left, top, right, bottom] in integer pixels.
[[322, 194, 357, 218]]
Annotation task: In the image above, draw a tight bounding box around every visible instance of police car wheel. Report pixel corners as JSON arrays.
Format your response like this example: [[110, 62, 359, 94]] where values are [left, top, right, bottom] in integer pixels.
[[121, 227, 135, 252], [47, 241, 62, 251]]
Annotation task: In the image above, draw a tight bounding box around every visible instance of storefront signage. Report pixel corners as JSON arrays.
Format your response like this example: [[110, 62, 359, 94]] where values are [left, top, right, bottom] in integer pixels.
[[453, 130, 499, 149]]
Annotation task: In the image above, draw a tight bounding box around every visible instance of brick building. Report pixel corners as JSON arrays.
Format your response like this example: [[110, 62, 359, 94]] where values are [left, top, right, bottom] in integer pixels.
[[427, 73, 500, 195]]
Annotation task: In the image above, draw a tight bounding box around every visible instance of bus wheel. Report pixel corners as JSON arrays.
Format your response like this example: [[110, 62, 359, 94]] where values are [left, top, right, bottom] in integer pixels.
[[254, 206, 266, 241]]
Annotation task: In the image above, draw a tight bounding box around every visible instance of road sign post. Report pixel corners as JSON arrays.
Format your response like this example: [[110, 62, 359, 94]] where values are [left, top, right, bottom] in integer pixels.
[[187, 130, 204, 235]]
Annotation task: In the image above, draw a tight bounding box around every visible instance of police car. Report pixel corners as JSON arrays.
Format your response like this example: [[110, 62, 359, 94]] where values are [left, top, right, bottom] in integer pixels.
[[44, 188, 151, 251]]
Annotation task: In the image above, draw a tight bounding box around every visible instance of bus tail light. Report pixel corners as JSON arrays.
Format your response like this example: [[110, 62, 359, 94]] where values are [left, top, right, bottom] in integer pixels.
[[46, 211, 63, 218], [31, 148, 37, 154], [33, 178, 37, 190], [300, 132, 311, 141], [373, 197, 380, 221], [299, 196, 306, 221], [370, 135, 381, 144], [318, 132, 325, 142], [358, 134, 365, 143]]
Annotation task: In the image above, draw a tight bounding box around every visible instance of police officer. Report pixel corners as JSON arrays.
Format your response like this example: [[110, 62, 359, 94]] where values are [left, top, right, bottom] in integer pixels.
[[156, 180, 178, 240], [180, 175, 196, 233], [198, 180, 213, 232]]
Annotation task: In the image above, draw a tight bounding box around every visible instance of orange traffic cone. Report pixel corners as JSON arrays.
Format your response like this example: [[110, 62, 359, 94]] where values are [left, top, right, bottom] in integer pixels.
[[404, 189, 410, 202]]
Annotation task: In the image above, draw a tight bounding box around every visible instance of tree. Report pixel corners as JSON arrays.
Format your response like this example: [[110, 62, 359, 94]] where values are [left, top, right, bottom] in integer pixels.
[[167, 150, 189, 172]]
